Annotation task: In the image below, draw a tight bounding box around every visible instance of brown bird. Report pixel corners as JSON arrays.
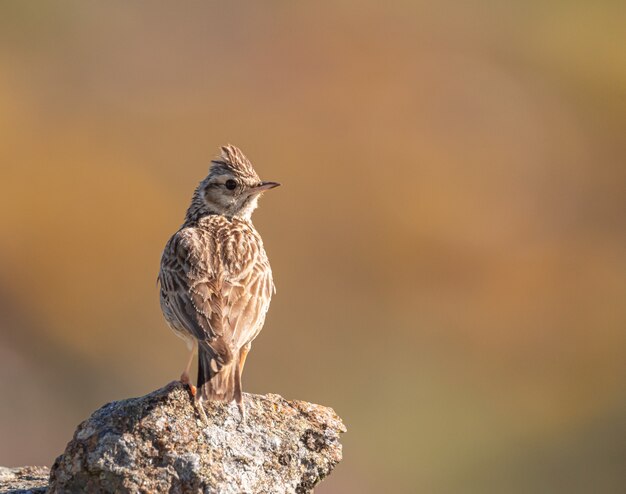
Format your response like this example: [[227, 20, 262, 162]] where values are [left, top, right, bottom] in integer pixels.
[[158, 145, 279, 421]]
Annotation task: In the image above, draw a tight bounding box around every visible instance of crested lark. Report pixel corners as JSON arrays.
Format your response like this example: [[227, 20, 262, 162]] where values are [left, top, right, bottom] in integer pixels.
[[158, 145, 279, 420]]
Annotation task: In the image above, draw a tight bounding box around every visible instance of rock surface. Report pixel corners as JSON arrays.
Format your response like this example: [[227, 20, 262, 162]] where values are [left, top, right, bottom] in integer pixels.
[[48, 382, 345, 493], [0, 466, 49, 494]]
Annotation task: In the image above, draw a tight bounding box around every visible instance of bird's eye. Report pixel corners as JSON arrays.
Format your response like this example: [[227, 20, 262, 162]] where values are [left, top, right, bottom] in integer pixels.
[[224, 179, 237, 190]]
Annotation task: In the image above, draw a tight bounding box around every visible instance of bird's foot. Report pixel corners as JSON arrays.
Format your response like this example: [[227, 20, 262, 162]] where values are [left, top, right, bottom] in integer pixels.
[[236, 399, 246, 431], [180, 372, 197, 397], [195, 396, 210, 427]]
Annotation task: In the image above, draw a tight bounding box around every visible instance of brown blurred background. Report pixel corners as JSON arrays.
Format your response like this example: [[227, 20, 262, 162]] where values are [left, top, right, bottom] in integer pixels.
[[1, 2, 625, 492]]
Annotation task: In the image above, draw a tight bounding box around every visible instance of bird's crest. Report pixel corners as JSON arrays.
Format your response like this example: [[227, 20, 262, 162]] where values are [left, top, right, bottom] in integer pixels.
[[209, 144, 259, 182]]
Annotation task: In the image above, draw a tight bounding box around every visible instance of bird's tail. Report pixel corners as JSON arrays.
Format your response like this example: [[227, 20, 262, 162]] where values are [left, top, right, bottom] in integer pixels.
[[197, 340, 241, 403]]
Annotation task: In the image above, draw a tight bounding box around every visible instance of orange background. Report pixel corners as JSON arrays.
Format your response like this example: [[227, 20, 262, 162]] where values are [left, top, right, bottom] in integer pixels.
[[1, 2, 625, 493]]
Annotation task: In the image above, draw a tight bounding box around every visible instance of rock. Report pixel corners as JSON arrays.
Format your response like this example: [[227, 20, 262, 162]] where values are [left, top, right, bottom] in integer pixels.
[[0, 466, 49, 494], [48, 382, 345, 493]]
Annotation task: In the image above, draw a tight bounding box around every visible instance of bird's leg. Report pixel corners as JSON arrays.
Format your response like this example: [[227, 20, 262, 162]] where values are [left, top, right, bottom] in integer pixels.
[[179, 342, 208, 426], [238, 343, 251, 376], [235, 344, 251, 425], [180, 341, 197, 397], [234, 359, 246, 427]]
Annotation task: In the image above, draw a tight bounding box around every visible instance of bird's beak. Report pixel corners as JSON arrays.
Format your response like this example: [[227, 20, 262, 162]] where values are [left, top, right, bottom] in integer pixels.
[[251, 181, 281, 194]]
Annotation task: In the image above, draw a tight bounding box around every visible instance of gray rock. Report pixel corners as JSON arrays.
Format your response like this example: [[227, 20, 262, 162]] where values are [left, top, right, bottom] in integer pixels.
[[48, 382, 345, 493], [0, 466, 48, 494]]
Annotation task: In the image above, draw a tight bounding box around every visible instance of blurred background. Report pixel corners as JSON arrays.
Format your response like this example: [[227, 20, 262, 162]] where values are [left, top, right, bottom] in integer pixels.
[[1, 1, 625, 492]]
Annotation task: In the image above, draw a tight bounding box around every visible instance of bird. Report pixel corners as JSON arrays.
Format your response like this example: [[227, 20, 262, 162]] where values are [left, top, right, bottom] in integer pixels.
[[157, 144, 279, 422]]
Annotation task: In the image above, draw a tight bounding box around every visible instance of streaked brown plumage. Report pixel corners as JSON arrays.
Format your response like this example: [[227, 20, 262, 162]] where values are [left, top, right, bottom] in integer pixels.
[[158, 145, 279, 419]]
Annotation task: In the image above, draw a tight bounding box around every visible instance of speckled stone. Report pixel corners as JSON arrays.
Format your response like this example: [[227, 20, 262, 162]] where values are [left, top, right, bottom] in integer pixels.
[[0, 466, 49, 493], [48, 382, 345, 493]]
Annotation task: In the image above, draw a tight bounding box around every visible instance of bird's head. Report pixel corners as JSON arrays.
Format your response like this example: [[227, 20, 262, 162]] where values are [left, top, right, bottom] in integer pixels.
[[186, 145, 280, 223]]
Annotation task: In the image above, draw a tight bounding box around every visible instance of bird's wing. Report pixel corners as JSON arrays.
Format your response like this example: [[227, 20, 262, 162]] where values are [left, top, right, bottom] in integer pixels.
[[159, 228, 231, 367], [220, 239, 274, 349]]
